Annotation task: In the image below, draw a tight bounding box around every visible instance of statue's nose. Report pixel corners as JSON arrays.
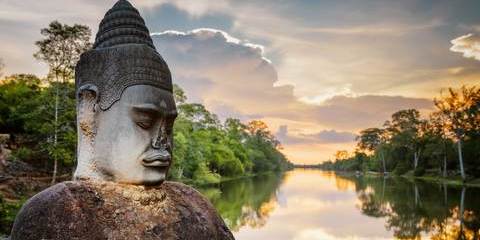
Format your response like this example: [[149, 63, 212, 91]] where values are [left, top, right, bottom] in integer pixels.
[[152, 135, 162, 149], [152, 137, 165, 150], [152, 129, 169, 151], [146, 134, 171, 163]]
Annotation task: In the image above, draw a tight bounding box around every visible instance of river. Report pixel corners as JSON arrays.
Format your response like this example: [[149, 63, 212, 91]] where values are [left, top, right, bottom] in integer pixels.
[[200, 169, 480, 240]]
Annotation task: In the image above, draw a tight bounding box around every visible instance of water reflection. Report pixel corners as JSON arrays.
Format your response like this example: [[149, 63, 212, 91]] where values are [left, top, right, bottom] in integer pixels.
[[201, 169, 480, 239], [200, 172, 285, 231], [350, 175, 480, 239]]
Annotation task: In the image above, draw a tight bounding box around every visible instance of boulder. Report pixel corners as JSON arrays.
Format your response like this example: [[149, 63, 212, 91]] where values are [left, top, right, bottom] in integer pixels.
[[11, 180, 234, 240]]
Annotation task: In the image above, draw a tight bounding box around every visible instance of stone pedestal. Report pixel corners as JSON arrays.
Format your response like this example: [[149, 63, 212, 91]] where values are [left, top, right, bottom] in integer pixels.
[[11, 181, 234, 240]]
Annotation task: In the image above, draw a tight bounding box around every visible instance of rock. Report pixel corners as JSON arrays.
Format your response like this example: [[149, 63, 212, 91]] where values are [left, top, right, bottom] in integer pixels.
[[10, 181, 234, 240], [4, 160, 36, 176]]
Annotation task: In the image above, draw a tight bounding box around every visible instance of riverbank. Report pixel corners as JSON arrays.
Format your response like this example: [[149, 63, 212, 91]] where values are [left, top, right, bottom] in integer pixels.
[[178, 171, 284, 187], [298, 167, 480, 188], [401, 173, 480, 188]]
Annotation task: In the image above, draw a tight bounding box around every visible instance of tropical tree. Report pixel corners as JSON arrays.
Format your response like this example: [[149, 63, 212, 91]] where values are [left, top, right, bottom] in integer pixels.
[[34, 21, 92, 83], [434, 86, 480, 181], [246, 120, 288, 172], [334, 150, 350, 161], [357, 128, 388, 173], [178, 103, 220, 130], [34, 21, 91, 184], [173, 83, 187, 105], [326, 86, 479, 179], [385, 109, 425, 171], [247, 120, 279, 148], [224, 118, 252, 172], [0, 75, 76, 172], [167, 85, 291, 183], [0, 75, 42, 134], [427, 112, 452, 177]]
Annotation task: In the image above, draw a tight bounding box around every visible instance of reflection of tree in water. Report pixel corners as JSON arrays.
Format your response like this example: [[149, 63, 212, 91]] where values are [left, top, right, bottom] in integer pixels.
[[429, 206, 479, 240], [200, 172, 285, 231], [337, 174, 480, 239], [335, 176, 357, 192]]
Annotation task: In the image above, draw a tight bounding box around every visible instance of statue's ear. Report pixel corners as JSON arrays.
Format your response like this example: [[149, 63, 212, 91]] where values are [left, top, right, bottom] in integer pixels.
[[77, 84, 99, 136], [78, 84, 99, 112]]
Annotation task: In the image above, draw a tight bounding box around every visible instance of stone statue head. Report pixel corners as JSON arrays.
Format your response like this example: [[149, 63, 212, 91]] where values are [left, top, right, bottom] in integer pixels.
[[74, 0, 177, 185]]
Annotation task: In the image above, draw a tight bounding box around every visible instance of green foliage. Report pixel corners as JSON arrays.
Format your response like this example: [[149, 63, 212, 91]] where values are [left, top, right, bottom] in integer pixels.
[[28, 82, 77, 167], [173, 84, 187, 104], [320, 85, 480, 179], [34, 20, 92, 82], [169, 87, 292, 184], [201, 172, 284, 231], [413, 166, 426, 176], [348, 174, 480, 239], [0, 74, 41, 134], [357, 128, 385, 152], [0, 195, 24, 235], [193, 162, 221, 185], [0, 75, 77, 170], [32, 21, 92, 183], [10, 147, 34, 162], [0, 74, 292, 184]]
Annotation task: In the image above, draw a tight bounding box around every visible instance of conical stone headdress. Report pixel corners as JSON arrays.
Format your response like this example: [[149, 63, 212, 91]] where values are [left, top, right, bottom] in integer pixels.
[[76, 0, 172, 111]]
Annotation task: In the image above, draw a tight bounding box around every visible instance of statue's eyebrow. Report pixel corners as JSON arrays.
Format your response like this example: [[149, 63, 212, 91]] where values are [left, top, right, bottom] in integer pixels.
[[131, 104, 177, 118]]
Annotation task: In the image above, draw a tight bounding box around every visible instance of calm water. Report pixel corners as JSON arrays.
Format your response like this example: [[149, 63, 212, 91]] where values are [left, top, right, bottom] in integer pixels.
[[201, 169, 480, 240]]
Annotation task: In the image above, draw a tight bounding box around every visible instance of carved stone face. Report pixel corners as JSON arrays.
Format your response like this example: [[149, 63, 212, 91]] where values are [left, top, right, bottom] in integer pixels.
[[75, 85, 177, 185], [74, 0, 176, 185]]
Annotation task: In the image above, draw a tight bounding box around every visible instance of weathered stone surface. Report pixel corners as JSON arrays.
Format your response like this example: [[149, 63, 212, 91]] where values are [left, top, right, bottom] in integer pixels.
[[74, 0, 177, 186], [76, 0, 172, 112], [11, 181, 234, 240]]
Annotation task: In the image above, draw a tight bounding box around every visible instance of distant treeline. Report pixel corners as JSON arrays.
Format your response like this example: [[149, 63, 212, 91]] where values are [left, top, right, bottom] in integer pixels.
[[0, 21, 292, 185], [318, 86, 480, 180]]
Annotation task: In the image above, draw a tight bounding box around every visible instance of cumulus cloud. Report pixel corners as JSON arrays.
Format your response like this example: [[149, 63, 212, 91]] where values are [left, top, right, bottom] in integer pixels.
[[277, 126, 357, 145], [450, 33, 480, 61], [152, 28, 301, 121], [152, 28, 271, 63], [152, 28, 434, 135]]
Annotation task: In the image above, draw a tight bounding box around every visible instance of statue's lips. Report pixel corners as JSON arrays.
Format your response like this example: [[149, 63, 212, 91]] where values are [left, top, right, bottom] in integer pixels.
[[142, 154, 170, 168]]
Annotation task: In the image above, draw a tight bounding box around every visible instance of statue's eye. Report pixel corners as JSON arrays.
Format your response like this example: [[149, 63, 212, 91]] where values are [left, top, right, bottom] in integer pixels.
[[137, 121, 153, 129]]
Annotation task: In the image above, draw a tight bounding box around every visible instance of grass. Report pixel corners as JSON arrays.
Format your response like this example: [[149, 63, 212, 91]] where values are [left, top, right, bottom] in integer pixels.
[[219, 172, 274, 183], [338, 169, 480, 188], [175, 171, 278, 187], [383, 169, 480, 187]]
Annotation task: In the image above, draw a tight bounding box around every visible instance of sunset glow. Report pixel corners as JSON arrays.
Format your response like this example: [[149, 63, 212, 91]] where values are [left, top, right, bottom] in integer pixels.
[[1, 0, 479, 164]]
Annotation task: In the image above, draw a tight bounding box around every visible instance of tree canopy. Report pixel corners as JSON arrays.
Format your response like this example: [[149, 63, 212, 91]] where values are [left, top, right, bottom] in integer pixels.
[[319, 86, 480, 179]]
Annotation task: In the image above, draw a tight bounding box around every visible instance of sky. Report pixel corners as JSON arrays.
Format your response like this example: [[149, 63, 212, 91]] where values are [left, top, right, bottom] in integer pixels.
[[1, 0, 480, 164]]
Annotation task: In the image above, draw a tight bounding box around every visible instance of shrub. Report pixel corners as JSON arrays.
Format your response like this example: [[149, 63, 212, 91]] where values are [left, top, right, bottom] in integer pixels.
[[10, 147, 33, 162], [393, 162, 409, 175], [413, 167, 426, 176]]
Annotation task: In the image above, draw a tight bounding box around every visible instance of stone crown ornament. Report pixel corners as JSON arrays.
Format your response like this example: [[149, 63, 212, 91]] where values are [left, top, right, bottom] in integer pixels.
[[75, 0, 172, 111]]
